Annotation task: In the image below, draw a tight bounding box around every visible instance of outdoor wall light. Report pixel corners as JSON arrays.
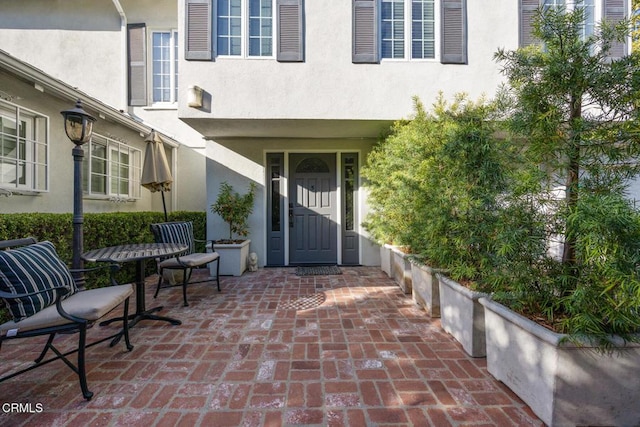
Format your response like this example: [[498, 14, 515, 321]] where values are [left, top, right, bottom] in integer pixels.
[[61, 99, 96, 145], [60, 99, 96, 289], [187, 85, 203, 108]]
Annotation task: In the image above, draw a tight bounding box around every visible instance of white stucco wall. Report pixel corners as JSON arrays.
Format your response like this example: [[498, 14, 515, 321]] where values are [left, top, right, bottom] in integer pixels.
[[178, 0, 520, 125], [0, 0, 208, 214], [0, 0, 123, 108], [0, 70, 155, 215], [205, 138, 380, 267]]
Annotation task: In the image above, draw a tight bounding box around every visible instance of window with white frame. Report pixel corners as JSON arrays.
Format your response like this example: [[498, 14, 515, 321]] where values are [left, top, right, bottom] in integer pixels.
[[0, 100, 48, 193], [217, 0, 274, 57], [83, 134, 141, 199], [185, 0, 303, 62], [152, 30, 179, 104], [352, 0, 465, 64], [522, 0, 628, 56], [543, 0, 598, 40], [381, 0, 436, 60]]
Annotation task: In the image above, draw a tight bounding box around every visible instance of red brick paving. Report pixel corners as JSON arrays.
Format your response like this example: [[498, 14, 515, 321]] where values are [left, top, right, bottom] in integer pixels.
[[0, 267, 543, 426]]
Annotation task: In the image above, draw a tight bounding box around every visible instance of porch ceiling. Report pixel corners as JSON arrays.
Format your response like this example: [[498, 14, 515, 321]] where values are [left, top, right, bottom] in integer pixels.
[[181, 118, 394, 139]]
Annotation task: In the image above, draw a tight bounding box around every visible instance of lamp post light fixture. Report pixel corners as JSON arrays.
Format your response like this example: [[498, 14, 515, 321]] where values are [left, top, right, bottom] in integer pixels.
[[61, 99, 96, 289]]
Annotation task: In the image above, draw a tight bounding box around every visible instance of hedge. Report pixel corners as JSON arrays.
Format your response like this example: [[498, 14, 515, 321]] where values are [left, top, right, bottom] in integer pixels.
[[0, 211, 206, 322]]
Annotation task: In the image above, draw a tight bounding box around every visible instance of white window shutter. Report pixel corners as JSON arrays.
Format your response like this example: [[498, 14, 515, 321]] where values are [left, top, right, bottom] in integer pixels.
[[520, 0, 540, 47], [127, 23, 147, 106], [604, 0, 628, 59], [277, 0, 304, 62], [185, 0, 212, 60], [352, 0, 378, 63], [440, 0, 467, 64]]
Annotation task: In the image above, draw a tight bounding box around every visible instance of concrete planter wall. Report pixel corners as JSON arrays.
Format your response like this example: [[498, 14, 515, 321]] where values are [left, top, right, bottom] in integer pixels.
[[480, 297, 640, 426], [410, 262, 440, 317], [437, 274, 487, 357], [380, 244, 392, 277], [390, 246, 412, 294], [213, 239, 251, 276]]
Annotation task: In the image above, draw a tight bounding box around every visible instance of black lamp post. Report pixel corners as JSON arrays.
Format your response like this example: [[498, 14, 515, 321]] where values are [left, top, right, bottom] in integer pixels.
[[61, 100, 96, 288]]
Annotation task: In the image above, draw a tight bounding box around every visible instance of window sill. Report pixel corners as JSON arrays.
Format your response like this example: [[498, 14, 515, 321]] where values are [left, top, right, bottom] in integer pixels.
[[84, 195, 138, 203], [0, 188, 43, 196], [143, 104, 178, 111]]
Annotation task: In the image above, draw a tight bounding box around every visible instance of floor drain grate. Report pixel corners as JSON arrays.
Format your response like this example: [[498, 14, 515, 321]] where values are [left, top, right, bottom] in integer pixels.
[[279, 293, 327, 310]]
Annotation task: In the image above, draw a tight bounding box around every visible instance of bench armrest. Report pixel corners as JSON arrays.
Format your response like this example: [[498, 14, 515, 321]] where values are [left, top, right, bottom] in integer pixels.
[[194, 238, 216, 252], [0, 285, 70, 301], [70, 263, 121, 286]]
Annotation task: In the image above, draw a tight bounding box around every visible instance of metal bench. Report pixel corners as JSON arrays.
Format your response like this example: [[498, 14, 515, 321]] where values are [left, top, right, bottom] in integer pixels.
[[0, 237, 134, 400]]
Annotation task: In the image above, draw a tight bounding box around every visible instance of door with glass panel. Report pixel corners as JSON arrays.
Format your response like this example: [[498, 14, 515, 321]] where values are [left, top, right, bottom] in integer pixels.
[[288, 153, 337, 264]]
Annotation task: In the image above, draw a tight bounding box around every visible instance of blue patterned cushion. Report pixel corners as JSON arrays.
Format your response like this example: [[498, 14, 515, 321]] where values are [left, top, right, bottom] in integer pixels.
[[0, 241, 77, 322]]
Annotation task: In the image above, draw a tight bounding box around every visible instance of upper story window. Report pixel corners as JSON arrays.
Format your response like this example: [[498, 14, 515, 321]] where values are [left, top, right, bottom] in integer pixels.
[[543, 0, 597, 39], [353, 0, 466, 64], [83, 134, 141, 199], [381, 0, 436, 60], [217, 0, 274, 57], [185, 0, 303, 62], [127, 24, 180, 107], [521, 0, 628, 57], [152, 30, 179, 104], [0, 100, 48, 193]]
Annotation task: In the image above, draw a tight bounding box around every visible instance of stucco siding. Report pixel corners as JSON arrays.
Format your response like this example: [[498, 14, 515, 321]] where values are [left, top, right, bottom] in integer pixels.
[[178, 0, 519, 126], [0, 69, 155, 214]]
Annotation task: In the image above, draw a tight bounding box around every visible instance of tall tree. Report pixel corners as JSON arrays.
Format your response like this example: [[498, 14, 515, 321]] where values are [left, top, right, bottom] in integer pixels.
[[495, 4, 640, 273], [633, 0, 640, 52]]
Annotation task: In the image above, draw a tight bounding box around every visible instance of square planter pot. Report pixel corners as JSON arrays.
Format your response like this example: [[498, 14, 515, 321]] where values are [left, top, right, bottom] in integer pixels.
[[410, 262, 440, 317], [380, 244, 392, 277], [390, 246, 412, 294], [437, 274, 487, 357], [213, 239, 251, 276], [480, 296, 640, 427]]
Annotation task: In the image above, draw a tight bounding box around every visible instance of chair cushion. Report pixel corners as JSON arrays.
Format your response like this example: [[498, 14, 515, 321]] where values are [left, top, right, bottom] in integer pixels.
[[159, 252, 219, 269], [0, 241, 78, 322], [0, 284, 133, 335]]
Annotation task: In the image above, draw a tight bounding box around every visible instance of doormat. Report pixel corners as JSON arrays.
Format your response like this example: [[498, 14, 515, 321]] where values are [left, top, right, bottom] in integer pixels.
[[295, 265, 342, 276]]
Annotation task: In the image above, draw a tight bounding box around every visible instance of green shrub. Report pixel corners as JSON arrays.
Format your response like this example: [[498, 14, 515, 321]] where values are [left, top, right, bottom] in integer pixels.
[[0, 211, 206, 323], [492, 5, 640, 348], [363, 94, 517, 290], [210, 181, 256, 241]]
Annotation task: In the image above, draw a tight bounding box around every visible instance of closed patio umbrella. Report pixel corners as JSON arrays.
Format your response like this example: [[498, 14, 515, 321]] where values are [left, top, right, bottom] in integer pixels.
[[142, 130, 173, 221]]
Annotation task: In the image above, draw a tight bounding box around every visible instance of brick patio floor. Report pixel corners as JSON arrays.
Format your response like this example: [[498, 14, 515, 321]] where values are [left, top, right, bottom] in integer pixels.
[[0, 267, 543, 426]]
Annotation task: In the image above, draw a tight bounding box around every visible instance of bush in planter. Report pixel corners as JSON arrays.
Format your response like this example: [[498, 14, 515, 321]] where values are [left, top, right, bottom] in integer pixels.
[[210, 181, 256, 243], [361, 97, 443, 250], [492, 4, 640, 348], [362, 94, 516, 285], [411, 94, 516, 290]]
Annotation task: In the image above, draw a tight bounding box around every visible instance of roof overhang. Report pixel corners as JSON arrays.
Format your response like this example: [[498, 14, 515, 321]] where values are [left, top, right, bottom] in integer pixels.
[[181, 118, 394, 140], [0, 49, 179, 148]]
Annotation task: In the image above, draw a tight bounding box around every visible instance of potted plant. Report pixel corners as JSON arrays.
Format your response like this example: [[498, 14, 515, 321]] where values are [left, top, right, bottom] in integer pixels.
[[362, 95, 511, 354], [415, 94, 510, 358], [481, 6, 640, 425], [210, 181, 256, 276]]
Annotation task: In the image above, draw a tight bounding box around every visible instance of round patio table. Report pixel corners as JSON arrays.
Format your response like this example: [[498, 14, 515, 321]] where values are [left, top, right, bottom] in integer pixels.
[[83, 242, 188, 344]]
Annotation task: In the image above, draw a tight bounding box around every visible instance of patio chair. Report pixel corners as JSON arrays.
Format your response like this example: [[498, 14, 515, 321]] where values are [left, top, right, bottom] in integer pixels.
[[150, 221, 220, 307], [0, 237, 134, 401]]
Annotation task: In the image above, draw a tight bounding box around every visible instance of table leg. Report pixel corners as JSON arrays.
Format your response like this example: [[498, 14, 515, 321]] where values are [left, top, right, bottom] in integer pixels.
[[100, 258, 181, 345]]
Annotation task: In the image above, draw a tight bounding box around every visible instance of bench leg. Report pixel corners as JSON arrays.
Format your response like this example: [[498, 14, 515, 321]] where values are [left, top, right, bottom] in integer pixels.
[[215, 259, 221, 292], [77, 323, 93, 400], [182, 269, 189, 307], [34, 333, 56, 363]]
